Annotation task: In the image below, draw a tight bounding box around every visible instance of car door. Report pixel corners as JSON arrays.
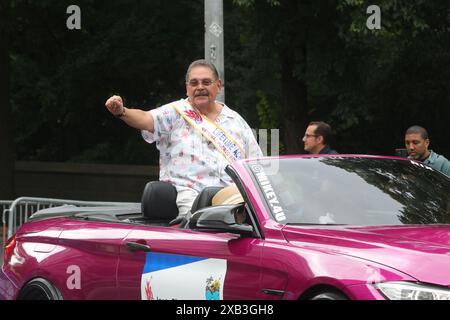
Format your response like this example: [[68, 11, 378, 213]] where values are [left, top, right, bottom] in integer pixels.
[[53, 220, 132, 299], [116, 225, 265, 300]]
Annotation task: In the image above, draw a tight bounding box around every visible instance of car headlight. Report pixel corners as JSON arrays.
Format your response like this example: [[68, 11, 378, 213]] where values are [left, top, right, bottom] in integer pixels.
[[375, 282, 450, 300]]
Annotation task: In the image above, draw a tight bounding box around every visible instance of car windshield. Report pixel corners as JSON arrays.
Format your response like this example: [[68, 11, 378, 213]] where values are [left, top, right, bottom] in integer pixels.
[[245, 157, 450, 225]]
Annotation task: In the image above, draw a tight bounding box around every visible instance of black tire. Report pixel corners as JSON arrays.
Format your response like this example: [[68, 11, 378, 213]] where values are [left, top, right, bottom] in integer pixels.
[[310, 291, 348, 300], [18, 278, 63, 300]]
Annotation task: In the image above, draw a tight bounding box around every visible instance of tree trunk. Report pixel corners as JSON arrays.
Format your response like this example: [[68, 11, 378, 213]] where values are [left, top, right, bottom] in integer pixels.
[[0, 1, 15, 199], [280, 52, 308, 154], [279, 0, 309, 154]]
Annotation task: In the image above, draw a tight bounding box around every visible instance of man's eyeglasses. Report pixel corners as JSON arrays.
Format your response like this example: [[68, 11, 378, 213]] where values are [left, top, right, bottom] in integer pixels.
[[303, 134, 319, 139], [187, 79, 215, 87]]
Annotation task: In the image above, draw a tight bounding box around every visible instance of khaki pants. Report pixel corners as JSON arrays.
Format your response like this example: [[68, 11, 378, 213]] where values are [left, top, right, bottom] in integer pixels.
[[176, 187, 199, 218]]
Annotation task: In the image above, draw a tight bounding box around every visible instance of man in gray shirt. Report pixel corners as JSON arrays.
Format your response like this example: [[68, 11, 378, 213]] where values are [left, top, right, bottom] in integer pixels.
[[405, 125, 450, 176]]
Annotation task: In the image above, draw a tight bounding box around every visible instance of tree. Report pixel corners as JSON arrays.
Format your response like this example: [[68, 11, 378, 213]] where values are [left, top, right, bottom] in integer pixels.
[[231, 0, 343, 153], [0, 0, 15, 199], [10, 0, 204, 165], [232, 0, 450, 156], [7, 0, 450, 166]]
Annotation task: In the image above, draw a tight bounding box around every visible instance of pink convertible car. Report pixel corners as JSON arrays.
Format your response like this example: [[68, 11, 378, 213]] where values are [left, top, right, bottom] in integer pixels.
[[1, 155, 450, 300]]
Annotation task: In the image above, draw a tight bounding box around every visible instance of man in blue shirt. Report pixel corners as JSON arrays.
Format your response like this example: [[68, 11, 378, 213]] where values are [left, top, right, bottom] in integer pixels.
[[405, 125, 450, 176], [302, 121, 338, 154]]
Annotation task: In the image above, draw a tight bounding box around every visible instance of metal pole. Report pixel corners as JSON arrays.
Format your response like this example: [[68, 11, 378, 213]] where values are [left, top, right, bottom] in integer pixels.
[[205, 0, 225, 103]]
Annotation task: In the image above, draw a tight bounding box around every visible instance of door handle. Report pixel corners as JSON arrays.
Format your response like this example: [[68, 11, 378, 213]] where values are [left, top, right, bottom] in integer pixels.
[[126, 241, 152, 252]]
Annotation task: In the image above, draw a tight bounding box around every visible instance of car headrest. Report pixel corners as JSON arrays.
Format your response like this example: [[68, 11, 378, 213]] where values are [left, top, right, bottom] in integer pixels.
[[190, 186, 223, 213], [141, 181, 179, 220]]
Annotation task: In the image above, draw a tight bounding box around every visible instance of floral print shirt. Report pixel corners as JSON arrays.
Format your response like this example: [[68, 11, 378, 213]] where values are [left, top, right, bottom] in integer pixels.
[[142, 99, 263, 192]]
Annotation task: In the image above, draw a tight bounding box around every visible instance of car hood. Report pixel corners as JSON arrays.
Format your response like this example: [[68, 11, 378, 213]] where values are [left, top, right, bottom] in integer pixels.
[[282, 224, 450, 286]]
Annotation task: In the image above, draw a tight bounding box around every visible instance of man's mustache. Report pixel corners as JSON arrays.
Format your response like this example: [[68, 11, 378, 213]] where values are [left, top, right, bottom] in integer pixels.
[[194, 90, 209, 97]]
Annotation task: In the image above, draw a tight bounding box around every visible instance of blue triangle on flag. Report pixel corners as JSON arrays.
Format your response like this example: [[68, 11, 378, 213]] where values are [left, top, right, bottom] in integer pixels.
[[143, 252, 207, 274]]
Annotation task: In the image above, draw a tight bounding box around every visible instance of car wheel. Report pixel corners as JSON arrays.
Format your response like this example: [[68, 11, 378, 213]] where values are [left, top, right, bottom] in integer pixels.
[[18, 278, 63, 300], [310, 291, 348, 300]]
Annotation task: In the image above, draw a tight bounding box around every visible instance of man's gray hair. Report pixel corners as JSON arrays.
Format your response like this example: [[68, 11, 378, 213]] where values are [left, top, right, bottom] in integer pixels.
[[185, 59, 220, 82], [405, 125, 429, 140]]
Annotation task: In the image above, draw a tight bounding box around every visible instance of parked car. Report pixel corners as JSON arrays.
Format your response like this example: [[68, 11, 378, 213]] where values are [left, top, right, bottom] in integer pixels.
[[1, 155, 449, 300]]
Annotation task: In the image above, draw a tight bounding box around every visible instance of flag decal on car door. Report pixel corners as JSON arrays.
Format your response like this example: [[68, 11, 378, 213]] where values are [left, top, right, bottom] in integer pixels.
[[141, 252, 227, 300]]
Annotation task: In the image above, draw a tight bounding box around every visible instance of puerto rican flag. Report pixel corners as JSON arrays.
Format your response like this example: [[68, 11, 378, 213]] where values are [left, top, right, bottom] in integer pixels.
[[141, 252, 227, 300]]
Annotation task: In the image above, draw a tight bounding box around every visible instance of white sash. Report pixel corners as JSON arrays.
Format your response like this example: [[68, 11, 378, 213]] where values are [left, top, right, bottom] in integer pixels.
[[172, 99, 245, 164]]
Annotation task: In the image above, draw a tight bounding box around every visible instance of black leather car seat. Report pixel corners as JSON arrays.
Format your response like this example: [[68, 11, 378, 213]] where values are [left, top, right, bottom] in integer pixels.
[[141, 181, 179, 225], [190, 186, 223, 214]]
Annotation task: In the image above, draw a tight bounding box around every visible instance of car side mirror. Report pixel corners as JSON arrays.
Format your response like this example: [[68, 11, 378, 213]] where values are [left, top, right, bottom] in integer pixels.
[[189, 204, 254, 235]]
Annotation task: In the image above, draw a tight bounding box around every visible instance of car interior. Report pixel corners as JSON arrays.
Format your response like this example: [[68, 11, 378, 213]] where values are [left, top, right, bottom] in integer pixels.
[[32, 181, 235, 228], [119, 181, 223, 227]]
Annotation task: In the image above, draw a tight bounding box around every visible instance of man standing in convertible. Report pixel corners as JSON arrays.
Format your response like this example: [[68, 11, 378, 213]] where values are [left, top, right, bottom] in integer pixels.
[[105, 60, 262, 218]]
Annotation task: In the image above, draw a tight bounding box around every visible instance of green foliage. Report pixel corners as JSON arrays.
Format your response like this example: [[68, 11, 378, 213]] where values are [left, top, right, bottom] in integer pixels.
[[255, 91, 285, 154], [255, 91, 279, 129], [233, 0, 280, 7], [8, 0, 450, 163], [10, 0, 204, 164], [331, 0, 450, 154]]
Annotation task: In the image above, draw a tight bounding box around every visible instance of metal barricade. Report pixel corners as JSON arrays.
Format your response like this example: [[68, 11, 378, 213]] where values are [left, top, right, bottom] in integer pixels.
[[1, 201, 13, 247], [3, 197, 139, 244]]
